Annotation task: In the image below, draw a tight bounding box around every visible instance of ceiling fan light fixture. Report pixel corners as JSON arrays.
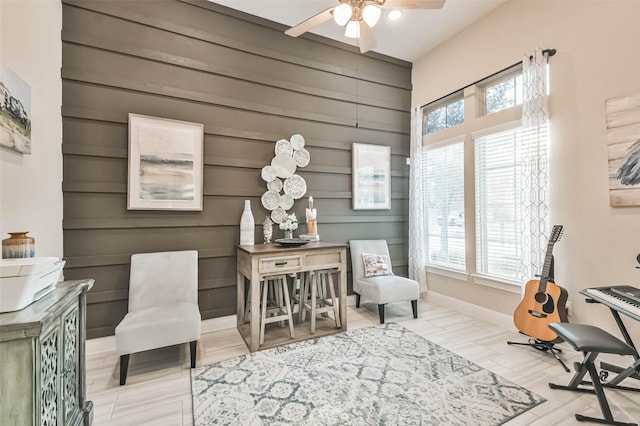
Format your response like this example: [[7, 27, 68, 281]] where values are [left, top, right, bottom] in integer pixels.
[[386, 9, 403, 21], [362, 4, 381, 27], [344, 20, 361, 38], [333, 3, 352, 26]]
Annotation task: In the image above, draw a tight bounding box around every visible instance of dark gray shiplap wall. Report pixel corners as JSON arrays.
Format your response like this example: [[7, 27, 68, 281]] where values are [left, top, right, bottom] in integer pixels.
[[61, 0, 411, 338]]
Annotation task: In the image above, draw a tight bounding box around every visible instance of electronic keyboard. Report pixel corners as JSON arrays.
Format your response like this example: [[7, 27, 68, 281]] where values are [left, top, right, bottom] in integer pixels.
[[583, 286, 640, 322]]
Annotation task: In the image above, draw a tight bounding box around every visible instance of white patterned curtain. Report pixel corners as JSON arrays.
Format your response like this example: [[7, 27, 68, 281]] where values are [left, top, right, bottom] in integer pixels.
[[519, 48, 551, 283], [408, 105, 428, 293]]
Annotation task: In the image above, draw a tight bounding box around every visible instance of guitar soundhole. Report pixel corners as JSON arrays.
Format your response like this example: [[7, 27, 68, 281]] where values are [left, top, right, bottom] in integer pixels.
[[542, 295, 556, 314], [534, 292, 548, 304]]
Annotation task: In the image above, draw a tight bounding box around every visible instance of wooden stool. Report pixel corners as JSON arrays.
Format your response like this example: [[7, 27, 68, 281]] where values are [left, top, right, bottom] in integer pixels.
[[300, 269, 341, 334], [260, 274, 295, 345], [548, 323, 640, 426], [247, 275, 292, 324]]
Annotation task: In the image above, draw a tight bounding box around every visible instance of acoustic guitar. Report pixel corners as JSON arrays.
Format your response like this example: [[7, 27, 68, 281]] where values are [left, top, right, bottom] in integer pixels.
[[513, 225, 569, 342]]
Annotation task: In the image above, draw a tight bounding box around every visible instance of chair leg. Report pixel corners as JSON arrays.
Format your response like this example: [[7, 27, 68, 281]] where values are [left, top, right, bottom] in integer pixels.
[[119, 354, 130, 386], [275, 278, 285, 327], [549, 351, 638, 426], [299, 272, 309, 322], [190, 341, 197, 368], [319, 273, 328, 318], [325, 272, 341, 328], [378, 304, 386, 324], [586, 357, 616, 423], [310, 272, 317, 334], [280, 277, 295, 339], [355, 293, 360, 308], [411, 300, 418, 319]]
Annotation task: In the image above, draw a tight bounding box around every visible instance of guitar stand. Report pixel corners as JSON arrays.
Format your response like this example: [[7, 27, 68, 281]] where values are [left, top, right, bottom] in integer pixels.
[[507, 336, 571, 372]]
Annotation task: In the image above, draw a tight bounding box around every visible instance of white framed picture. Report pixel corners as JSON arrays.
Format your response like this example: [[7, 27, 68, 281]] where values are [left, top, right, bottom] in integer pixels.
[[352, 143, 391, 210], [128, 113, 203, 211]]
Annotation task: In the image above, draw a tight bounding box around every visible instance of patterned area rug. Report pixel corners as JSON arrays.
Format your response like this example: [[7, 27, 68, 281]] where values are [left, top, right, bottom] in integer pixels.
[[191, 323, 545, 425]]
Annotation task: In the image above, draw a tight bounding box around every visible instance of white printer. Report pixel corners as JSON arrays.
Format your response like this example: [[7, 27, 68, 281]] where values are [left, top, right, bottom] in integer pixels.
[[0, 257, 65, 313]]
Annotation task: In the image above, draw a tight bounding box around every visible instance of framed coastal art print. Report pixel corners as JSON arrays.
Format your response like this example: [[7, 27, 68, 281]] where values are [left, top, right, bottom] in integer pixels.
[[352, 143, 391, 210], [128, 113, 203, 211]]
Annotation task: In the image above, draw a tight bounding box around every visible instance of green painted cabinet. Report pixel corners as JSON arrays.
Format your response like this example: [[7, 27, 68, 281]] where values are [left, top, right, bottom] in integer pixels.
[[0, 280, 94, 425]]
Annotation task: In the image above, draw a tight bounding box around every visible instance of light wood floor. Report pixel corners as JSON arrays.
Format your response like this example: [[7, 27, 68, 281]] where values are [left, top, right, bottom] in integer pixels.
[[86, 300, 640, 425]]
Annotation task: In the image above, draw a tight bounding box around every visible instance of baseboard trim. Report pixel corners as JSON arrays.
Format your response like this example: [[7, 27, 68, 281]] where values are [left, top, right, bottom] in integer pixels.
[[87, 293, 503, 354], [87, 315, 239, 354], [424, 291, 514, 330], [86, 335, 116, 354], [200, 314, 237, 333]]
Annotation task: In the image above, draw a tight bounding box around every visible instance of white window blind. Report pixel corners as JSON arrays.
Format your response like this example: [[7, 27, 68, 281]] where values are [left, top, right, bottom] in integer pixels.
[[422, 141, 465, 270], [475, 125, 549, 282]]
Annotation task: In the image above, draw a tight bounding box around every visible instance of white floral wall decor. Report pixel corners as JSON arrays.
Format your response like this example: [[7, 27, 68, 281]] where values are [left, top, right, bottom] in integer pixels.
[[261, 134, 309, 223]]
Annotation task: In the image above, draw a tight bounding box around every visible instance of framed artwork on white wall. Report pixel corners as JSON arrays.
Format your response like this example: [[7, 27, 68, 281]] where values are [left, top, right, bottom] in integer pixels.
[[0, 63, 31, 154], [127, 113, 203, 211], [606, 90, 640, 206], [352, 143, 391, 210]]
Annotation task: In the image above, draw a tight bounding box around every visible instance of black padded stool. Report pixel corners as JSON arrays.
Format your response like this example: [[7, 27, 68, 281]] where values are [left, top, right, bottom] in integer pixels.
[[548, 323, 640, 426]]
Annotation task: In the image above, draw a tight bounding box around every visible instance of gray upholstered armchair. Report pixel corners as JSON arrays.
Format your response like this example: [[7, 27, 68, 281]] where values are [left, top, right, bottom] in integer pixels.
[[349, 240, 419, 324], [115, 250, 201, 385]]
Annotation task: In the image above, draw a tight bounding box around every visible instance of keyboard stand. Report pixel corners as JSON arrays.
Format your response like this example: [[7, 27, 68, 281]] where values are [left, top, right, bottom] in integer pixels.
[[548, 323, 640, 426], [600, 359, 640, 385], [582, 291, 640, 382]]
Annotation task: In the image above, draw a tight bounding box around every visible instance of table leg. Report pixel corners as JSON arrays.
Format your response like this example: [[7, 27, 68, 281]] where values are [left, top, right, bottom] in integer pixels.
[[236, 272, 245, 328], [249, 271, 260, 352], [339, 249, 347, 331]]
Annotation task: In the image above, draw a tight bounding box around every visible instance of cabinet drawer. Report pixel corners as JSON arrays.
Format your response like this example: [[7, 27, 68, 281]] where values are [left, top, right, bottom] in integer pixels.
[[259, 255, 302, 274], [305, 251, 342, 269]]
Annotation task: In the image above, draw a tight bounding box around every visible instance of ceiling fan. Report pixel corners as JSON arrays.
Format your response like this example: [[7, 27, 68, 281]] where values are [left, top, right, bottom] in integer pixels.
[[284, 0, 446, 54]]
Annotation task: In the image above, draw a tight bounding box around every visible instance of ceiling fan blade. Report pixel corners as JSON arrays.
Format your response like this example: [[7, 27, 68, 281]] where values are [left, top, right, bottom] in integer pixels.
[[358, 23, 377, 54], [285, 7, 335, 37], [379, 0, 445, 9]]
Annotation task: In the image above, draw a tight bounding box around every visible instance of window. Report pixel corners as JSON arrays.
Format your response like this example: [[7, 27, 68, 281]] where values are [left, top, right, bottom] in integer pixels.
[[422, 141, 465, 270], [485, 71, 523, 115], [424, 93, 464, 134], [421, 59, 550, 288], [474, 124, 549, 281], [475, 127, 521, 279]]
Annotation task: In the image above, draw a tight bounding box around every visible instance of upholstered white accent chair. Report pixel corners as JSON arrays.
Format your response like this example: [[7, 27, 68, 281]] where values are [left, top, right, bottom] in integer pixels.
[[115, 250, 201, 385], [349, 240, 419, 324]]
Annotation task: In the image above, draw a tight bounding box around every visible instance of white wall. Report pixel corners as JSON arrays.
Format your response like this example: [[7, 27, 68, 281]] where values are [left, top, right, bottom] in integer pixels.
[[413, 0, 640, 334], [0, 0, 63, 258]]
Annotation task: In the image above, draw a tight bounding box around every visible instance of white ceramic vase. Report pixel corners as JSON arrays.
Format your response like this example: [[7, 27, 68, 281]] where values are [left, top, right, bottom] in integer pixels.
[[240, 200, 255, 245]]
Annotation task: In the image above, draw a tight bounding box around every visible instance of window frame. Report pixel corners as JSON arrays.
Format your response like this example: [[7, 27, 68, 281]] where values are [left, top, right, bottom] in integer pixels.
[[473, 121, 523, 282], [422, 136, 466, 271], [480, 65, 523, 116], [420, 62, 549, 292], [423, 90, 465, 135]]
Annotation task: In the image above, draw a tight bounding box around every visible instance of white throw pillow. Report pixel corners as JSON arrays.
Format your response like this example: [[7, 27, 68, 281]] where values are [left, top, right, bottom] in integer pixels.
[[362, 254, 394, 278]]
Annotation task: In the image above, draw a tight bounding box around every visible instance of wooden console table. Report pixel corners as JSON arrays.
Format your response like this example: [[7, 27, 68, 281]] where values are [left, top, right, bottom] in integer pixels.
[[236, 242, 347, 352]]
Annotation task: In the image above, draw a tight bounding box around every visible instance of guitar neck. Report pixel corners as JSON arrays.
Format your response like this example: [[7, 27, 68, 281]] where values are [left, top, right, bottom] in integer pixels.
[[539, 243, 555, 287], [533, 225, 562, 291]]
